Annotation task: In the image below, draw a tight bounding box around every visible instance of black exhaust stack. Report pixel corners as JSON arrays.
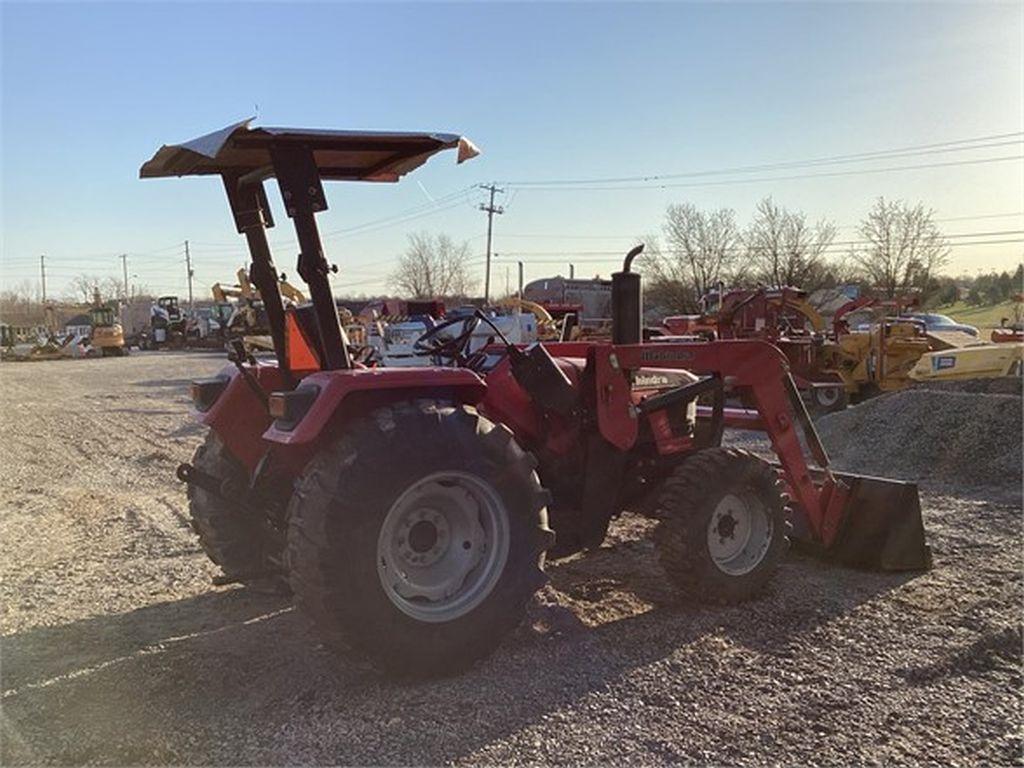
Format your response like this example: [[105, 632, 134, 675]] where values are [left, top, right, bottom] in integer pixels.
[[612, 244, 644, 344]]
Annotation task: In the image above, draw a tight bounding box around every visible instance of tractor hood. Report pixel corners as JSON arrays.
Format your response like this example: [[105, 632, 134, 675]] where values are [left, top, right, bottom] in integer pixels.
[[139, 119, 480, 181]]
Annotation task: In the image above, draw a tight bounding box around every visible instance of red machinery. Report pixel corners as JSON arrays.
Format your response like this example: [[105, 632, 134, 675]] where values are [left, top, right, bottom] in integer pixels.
[[991, 293, 1023, 343], [144, 122, 929, 678], [664, 289, 931, 414], [666, 287, 850, 412]]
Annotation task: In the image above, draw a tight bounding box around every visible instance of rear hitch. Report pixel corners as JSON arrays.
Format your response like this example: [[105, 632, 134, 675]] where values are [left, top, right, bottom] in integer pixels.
[[176, 462, 245, 502]]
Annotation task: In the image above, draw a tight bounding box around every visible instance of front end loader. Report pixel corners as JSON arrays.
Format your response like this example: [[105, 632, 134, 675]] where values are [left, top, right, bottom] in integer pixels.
[[144, 121, 929, 678]]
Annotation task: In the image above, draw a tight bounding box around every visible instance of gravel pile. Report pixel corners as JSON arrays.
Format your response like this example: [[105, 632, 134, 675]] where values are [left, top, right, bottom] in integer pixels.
[[911, 376, 1022, 397], [817, 386, 1023, 493]]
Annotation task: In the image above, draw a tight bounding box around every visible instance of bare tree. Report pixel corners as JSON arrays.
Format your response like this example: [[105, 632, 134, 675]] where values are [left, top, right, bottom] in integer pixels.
[[662, 203, 742, 298], [67, 274, 102, 304], [389, 232, 477, 299], [0, 283, 45, 326], [745, 197, 837, 289], [66, 274, 125, 304], [854, 198, 950, 297], [641, 234, 696, 312]]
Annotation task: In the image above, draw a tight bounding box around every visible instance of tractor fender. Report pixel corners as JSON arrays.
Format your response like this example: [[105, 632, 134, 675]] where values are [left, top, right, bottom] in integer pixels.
[[262, 366, 487, 447], [197, 362, 288, 471]]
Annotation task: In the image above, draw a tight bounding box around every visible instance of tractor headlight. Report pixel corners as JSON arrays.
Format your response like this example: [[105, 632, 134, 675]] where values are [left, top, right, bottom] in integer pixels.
[[268, 386, 320, 430]]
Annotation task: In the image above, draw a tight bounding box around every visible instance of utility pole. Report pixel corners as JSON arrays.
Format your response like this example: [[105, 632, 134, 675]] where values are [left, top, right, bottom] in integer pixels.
[[184, 240, 194, 310], [40, 255, 47, 303], [478, 184, 504, 304], [505, 265, 510, 297], [569, 263, 575, 280], [120, 254, 129, 303], [518, 261, 524, 299]]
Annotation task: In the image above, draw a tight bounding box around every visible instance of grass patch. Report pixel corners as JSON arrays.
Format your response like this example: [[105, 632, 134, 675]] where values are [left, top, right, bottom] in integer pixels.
[[931, 300, 1021, 330]]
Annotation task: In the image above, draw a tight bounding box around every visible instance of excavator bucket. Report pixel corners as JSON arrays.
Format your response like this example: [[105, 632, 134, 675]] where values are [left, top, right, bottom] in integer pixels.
[[826, 471, 932, 571]]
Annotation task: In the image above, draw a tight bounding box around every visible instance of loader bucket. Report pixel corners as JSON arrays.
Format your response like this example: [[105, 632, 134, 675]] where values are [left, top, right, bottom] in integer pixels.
[[825, 471, 932, 571]]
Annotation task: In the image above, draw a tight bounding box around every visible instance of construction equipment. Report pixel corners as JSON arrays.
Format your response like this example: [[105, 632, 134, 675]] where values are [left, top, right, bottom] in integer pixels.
[[211, 268, 307, 350], [88, 296, 127, 357], [991, 295, 1023, 343], [909, 341, 1023, 382], [140, 295, 186, 349], [212, 267, 306, 305], [522, 274, 612, 331], [664, 288, 940, 413], [497, 296, 562, 338], [145, 120, 929, 678]]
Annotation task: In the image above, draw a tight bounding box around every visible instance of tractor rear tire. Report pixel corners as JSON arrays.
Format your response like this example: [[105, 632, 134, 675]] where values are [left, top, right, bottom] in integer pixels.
[[286, 400, 553, 677], [654, 448, 790, 604], [187, 432, 284, 585]]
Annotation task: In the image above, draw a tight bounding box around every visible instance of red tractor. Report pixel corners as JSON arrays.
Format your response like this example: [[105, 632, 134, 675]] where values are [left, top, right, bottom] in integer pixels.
[[143, 121, 930, 677]]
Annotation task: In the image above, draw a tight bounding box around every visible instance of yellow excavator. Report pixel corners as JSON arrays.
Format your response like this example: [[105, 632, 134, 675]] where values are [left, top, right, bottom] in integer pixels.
[[89, 292, 127, 357]]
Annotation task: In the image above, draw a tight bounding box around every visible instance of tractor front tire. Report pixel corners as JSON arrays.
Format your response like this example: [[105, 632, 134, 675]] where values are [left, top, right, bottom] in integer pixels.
[[187, 432, 283, 584], [654, 448, 790, 604], [286, 400, 553, 677]]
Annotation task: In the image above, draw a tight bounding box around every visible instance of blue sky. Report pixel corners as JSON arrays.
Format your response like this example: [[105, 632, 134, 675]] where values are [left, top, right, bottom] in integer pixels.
[[2, 1, 1021, 300]]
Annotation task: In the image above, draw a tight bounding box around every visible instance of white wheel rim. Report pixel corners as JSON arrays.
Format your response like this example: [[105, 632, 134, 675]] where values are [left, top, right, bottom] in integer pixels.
[[377, 471, 510, 623], [815, 386, 840, 407], [706, 492, 773, 576]]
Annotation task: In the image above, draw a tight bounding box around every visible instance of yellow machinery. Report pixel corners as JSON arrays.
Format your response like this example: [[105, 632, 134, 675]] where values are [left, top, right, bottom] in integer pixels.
[[211, 268, 307, 348], [826, 317, 932, 396], [212, 268, 305, 304], [89, 301, 127, 357], [909, 342, 1023, 382], [497, 296, 583, 340]]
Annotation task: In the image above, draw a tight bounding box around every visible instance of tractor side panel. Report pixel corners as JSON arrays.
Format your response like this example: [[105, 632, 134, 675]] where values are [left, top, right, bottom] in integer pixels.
[[262, 366, 488, 448], [197, 363, 289, 471], [477, 354, 585, 455]]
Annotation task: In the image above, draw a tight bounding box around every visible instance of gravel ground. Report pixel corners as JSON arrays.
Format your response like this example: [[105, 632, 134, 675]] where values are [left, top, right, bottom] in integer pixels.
[[816, 387, 1023, 494], [1, 352, 1021, 765]]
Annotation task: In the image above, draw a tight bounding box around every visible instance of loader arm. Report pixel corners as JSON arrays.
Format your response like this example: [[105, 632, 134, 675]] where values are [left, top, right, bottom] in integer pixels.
[[583, 339, 929, 568], [587, 340, 845, 543]]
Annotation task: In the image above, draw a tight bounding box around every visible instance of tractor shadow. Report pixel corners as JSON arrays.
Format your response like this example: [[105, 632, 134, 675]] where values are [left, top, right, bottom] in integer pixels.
[[1, 523, 922, 766], [133, 378, 196, 389]]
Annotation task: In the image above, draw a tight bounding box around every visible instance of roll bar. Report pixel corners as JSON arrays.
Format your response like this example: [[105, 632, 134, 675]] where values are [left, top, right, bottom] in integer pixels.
[[141, 120, 479, 374]]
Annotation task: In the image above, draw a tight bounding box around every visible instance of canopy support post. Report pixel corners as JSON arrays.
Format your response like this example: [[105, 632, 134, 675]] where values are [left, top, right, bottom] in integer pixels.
[[222, 174, 292, 383], [269, 144, 351, 371]]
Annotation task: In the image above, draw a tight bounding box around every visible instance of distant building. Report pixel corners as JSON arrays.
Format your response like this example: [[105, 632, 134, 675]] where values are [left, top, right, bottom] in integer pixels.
[[523, 275, 612, 328], [64, 313, 92, 338]]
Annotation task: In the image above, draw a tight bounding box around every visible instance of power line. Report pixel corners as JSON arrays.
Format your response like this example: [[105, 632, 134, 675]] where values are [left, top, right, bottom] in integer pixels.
[[500, 132, 1024, 187], [322, 187, 476, 241], [497, 229, 1024, 257], [508, 154, 1024, 193], [508, 238, 1024, 266], [482, 212, 1024, 242]]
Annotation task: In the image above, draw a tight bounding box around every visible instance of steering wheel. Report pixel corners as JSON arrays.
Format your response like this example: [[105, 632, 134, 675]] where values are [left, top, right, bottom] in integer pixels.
[[413, 314, 481, 365]]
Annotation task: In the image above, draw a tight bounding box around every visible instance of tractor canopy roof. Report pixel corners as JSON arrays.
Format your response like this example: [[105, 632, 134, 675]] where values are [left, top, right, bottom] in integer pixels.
[[139, 119, 480, 182]]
